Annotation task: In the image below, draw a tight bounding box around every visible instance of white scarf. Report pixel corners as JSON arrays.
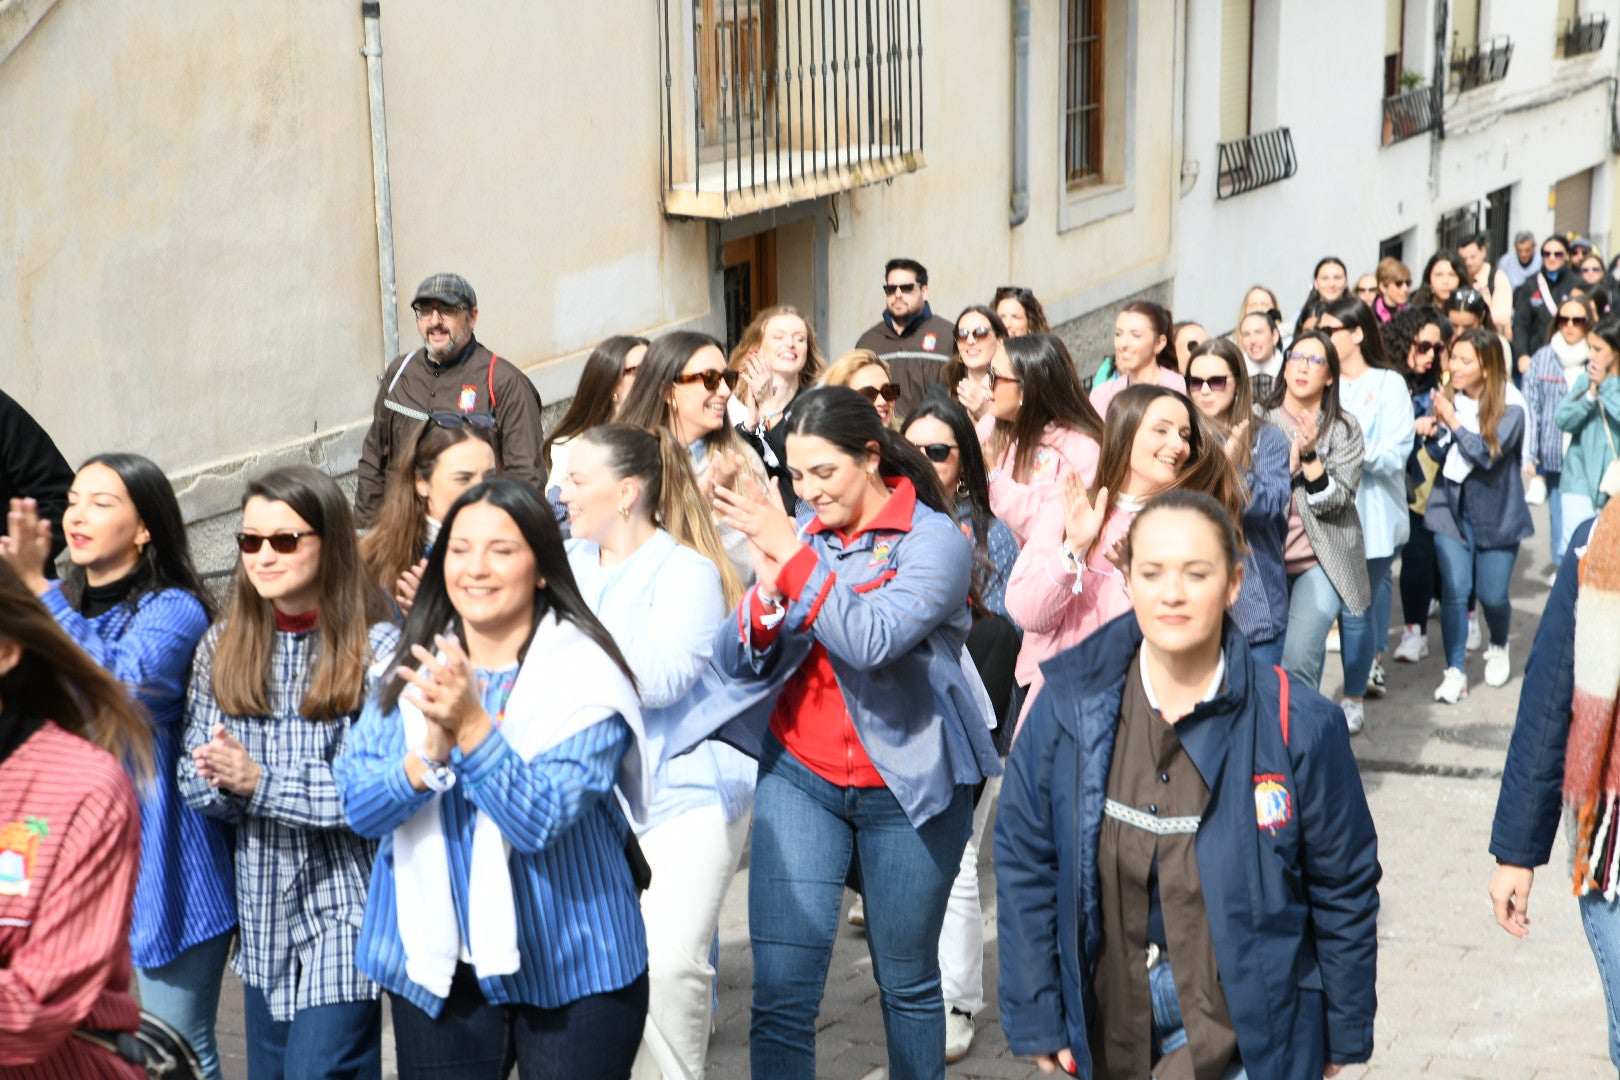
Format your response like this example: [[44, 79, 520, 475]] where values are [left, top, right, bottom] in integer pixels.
[[1552, 333, 1591, 381], [1442, 393, 1482, 484], [391, 614, 647, 999]]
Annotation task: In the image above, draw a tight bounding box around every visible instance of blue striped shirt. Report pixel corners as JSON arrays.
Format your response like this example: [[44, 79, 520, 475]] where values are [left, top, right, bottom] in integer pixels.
[[336, 666, 648, 1018], [40, 585, 236, 970]]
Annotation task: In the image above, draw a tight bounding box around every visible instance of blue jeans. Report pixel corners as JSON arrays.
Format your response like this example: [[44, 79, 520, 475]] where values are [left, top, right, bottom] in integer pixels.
[[1433, 520, 1519, 670], [749, 737, 971, 1080], [1580, 892, 1620, 1068], [1149, 960, 1247, 1079], [1339, 554, 1396, 696], [241, 984, 381, 1080], [1282, 566, 1371, 695], [1543, 470, 1564, 563], [1564, 490, 1599, 555], [389, 964, 647, 1079], [136, 930, 233, 1080]]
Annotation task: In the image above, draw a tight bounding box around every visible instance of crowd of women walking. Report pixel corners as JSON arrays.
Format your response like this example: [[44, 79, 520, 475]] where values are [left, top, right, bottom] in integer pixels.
[[3, 236, 1618, 1080]]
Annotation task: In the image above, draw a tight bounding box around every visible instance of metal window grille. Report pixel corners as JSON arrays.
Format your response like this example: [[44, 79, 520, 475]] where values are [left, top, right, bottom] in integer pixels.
[[1064, 0, 1103, 184], [1380, 83, 1437, 146], [1560, 13, 1608, 58], [1215, 127, 1297, 200], [1450, 36, 1512, 92], [1436, 203, 1480, 255]]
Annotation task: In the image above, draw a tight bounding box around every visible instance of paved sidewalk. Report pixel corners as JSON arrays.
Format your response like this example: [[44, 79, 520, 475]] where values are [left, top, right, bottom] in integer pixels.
[[202, 505, 1614, 1077]]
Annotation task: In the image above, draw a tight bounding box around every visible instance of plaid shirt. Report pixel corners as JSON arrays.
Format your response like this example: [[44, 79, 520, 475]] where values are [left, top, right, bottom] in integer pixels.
[[178, 620, 399, 1022]]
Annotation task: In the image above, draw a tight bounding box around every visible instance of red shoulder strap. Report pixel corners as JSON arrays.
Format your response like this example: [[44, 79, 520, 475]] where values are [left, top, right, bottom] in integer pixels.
[[1275, 665, 1290, 747], [487, 353, 499, 408]]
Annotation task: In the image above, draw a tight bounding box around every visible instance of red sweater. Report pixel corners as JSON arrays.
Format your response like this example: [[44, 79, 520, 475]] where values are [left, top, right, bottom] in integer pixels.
[[751, 480, 920, 788], [0, 723, 144, 1080]]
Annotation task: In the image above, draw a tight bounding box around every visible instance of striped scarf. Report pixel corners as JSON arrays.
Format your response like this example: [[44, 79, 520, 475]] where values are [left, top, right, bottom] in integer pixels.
[[1565, 503, 1620, 895]]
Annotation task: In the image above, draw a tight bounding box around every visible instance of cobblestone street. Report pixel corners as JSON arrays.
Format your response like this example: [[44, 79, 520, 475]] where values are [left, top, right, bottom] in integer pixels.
[[205, 506, 1616, 1078]]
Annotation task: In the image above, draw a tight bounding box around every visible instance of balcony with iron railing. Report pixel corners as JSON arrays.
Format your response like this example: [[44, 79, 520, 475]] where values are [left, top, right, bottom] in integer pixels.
[[1381, 83, 1437, 146], [1450, 36, 1513, 92], [1215, 127, 1297, 200], [658, 0, 924, 220], [1560, 13, 1608, 58]]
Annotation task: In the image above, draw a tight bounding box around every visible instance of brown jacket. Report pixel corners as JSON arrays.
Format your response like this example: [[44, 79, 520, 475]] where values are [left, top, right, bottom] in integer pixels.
[[355, 340, 545, 526], [854, 308, 957, 419]]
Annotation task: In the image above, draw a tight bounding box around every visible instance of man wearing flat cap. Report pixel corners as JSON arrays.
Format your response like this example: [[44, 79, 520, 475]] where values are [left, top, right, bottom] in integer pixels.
[[355, 273, 546, 526]]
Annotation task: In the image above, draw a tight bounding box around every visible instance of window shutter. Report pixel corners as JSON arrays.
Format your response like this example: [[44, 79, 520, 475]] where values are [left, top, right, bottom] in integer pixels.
[[1219, 0, 1252, 143], [1385, 0, 1404, 58]]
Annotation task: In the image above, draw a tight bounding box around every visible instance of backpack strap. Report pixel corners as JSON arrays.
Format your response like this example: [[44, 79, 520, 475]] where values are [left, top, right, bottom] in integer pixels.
[[1275, 664, 1290, 747], [487, 352, 499, 409]]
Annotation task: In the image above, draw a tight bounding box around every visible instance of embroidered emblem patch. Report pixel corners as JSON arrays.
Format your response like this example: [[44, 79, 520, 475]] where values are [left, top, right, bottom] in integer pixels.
[[869, 538, 893, 567], [1029, 446, 1057, 480], [922, 333, 938, 352], [0, 816, 49, 897], [1253, 774, 1291, 834], [459, 385, 478, 412]]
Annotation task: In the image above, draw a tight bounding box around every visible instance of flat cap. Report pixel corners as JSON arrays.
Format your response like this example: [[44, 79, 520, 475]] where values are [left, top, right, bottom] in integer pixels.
[[412, 273, 477, 309]]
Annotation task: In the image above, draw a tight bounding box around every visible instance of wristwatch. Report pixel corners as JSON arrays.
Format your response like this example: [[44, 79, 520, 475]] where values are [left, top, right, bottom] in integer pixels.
[[415, 748, 456, 793], [1299, 447, 1319, 463]]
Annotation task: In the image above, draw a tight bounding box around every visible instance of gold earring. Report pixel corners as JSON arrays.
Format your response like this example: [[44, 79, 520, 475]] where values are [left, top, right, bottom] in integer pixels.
[[618, 504, 630, 518]]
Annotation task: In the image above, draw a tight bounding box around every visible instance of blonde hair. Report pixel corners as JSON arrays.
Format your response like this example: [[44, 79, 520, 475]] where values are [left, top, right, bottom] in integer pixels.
[[727, 305, 826, 405]]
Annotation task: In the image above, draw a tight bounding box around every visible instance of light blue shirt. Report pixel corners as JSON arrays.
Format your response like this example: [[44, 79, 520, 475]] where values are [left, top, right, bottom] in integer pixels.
[[1338, 368, 1415, 559]]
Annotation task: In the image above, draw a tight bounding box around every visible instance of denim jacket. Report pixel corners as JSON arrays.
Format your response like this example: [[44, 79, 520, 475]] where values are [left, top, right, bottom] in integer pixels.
[[663, 480, 1002, 827]]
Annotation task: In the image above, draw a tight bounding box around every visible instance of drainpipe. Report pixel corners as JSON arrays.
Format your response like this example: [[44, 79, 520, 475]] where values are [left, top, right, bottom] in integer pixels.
[[1009, 0, 1031, 227], [362, 1, 400, 366]]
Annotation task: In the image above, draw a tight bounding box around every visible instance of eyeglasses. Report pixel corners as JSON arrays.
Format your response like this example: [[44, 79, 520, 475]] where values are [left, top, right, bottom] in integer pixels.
[[429, 411, 497, 431], [1286, 351, 1328, 367], [412, 300, 468, 319], [1542, 249, 1567, 260], [672, 369, 741, 393], [1582, 265, 1605, 275], [236, 532, 318, 555], [912, 442, 958, 463], [1411, 340, 1439, 355], [955, 325, 995, 343], [882, 283, 920, 296], [1187, 374, 1231, 393], [1558, 315, 1591, 328], [989, 369, 1022, 389], [854, 383, 903, 404]]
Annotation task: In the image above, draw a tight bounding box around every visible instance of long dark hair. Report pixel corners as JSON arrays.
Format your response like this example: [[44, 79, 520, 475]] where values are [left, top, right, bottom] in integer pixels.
[[1262, 329, 1348, 439], [902, 392, 997, 604], [784, 387, 950, 514], [616, 330, 755, 460], [213, 465, 390, 721], [0, 560, 154, 780], [1185, 338, 1259, 474], [1120, 300, 1178, 371], [1323, 296, 1398, 371], [1412, 251, 1466, 310], [988, 333, 1105, 482], [59, 452, 214, 620], [378, 478, 636, 712], [992, 285, 1051, 334], [543, 335, 648, 472]]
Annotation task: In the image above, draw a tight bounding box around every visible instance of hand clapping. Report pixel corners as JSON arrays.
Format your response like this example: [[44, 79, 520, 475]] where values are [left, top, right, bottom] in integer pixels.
[[395, 634, 487, 753], [192, 722, 262, 797], [1, 498, 54, 594]]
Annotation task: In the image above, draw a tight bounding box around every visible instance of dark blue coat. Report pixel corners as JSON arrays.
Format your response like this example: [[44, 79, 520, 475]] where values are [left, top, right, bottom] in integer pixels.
[[994, 615, 1381, 1079], [1490, 516, 1596, 867]]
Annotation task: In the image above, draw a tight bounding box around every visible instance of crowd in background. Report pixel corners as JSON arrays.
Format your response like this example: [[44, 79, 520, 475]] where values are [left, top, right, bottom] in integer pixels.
[[3, 230, 1620, 1079]]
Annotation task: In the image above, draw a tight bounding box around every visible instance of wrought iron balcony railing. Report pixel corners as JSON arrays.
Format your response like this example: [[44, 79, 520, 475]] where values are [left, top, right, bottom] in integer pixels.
[[658, 0, 925, 219], [1451, 36, 1513, 93], [1381, 83, 1437, 146], [1215, 127, 1297, 200], [1561, 13, 1608, 58]]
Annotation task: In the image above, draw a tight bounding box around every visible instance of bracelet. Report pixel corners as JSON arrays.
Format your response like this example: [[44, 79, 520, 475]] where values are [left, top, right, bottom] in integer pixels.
[[1299, 448, 1319, 463], [757, 589, 788, 629], [415, 748, 456, 793]]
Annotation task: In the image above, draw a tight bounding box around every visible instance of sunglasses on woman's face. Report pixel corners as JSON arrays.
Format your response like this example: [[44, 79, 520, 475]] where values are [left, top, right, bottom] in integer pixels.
[[956, 325, 995, 343], [912, 442, 958, 463], [236, 532, 317, 555], [989, 369, 1021, 390], [1286, 351, 1328, 367], [1186, 374, 1230, 393], [1411, 340, 1439, 355], [1558, 315, 1591, 328], [672, 369, 741, 392], [854, 383, 903, 404]]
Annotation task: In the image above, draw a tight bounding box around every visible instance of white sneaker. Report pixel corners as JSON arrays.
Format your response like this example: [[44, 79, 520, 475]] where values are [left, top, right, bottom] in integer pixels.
[[1365, 657, 1388, 698], [1340, 698, 1365, 736], [1484, 644, 1512, 687], [847, 895, 865, 928], [1466, 612, 1482, 652], [945, 1008, 975, 1063], [1545, 569, 1559, 588], [1392, 625, 1429, 662], [1429, 598, 1441, 618], [1326, 623, 1341, 653], [1434, 667, 1469, 704]]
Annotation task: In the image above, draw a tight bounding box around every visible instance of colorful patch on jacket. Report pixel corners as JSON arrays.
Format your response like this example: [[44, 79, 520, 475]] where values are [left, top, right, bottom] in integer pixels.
[[0, 816, 49, 897], [1029, 446, 1058, 480], [922, 333, 938, 352], [1253, 774, 1291, 834], [869, 538, 894, 567], [459, 385, 479, 412]]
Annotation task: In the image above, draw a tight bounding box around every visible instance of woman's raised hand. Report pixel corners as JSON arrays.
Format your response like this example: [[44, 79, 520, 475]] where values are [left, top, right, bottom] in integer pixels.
[[715, 469, 798, 561], [397, 634, 489, 747], [956, 377, 989, 420], [1, 497, 54, 593], [1222, 418, 1251, 459], [1432, 391, 1458, 431], [1061, 474, 1108, 556]]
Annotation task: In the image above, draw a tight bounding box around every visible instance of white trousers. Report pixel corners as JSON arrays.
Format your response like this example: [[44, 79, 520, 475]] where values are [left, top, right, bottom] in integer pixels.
[[630, 805, 752, 1080], [937, 775, 1000, 1015]]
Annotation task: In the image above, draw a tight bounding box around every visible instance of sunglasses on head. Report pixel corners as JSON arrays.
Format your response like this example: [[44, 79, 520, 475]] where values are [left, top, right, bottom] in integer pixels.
[[854, 383, 903, 404], [956, 325, 995, 343], [1187, 374, 1230, 393], [673, 369, 742, 392], [882, 282, 919, 296], [1558, 314, 1591, 328], [429, 411, 497, 431], [236, 531, 317, 555], [912, 442, 958, 463]]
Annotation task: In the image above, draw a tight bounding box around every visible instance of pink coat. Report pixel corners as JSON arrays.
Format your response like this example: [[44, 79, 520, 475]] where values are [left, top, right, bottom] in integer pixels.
[[1005, 503, 1138, 735], [977, 417, 1102, 545], [1088, 366, 1188, 417]]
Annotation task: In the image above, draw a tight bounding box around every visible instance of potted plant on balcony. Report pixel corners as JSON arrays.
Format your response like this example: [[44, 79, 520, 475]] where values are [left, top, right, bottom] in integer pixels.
[[1383, 71, 1429, 144]]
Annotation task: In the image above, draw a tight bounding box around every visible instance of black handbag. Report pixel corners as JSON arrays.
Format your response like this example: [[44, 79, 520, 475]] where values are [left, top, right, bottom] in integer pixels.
[[75, 1011, 204, 1078]]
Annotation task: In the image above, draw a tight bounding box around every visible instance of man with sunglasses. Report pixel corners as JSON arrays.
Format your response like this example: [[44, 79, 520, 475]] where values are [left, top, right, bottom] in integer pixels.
[[854, 257, 957, 417], [1513, 237, 1578, 378], [355, 273, 546, 526]]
